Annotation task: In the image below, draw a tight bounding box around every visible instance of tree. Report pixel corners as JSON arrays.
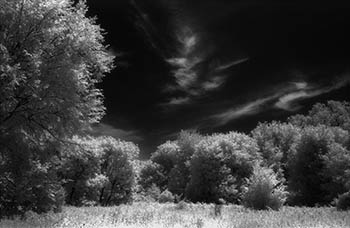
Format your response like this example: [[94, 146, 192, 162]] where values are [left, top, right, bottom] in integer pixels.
[[288, 125, 349, 205], [242, 165, 287, 210], [288, 101, 350, 133], [150, 140, 179, 175], [137, 130, 203, 197], [99, 137, 139, 206], [186, 132, 260, 203], [168, 130, 202, 196], [59, 136, 139, 206], [0, 0, 114, 215], [0, 0, 114, 138], [138, 161, 167, 192], [251, 121, 301, 177]]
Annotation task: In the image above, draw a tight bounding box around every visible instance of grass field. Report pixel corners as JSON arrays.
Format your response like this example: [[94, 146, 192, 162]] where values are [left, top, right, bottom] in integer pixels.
[[1, 202, 349, 228]]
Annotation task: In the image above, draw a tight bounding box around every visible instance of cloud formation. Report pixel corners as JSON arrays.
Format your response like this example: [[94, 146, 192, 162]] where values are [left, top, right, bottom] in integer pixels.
[[209, 75, 350, 126], [275, 76, 350, 111], [165, 27, 249, 106], [210, 95, 278, 126], [166, 27, 202, 93]]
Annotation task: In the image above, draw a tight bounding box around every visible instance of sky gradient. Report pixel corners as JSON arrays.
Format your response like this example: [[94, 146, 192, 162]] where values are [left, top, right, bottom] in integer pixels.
[[86, 0, 350, 157]]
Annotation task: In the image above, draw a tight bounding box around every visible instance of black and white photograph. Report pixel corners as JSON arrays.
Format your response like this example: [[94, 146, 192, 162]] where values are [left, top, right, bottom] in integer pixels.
[[1, 0, 350, 227]]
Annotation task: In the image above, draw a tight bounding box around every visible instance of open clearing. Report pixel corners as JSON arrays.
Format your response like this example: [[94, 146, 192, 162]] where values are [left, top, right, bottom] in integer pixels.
[[1, 202, 349, 228]]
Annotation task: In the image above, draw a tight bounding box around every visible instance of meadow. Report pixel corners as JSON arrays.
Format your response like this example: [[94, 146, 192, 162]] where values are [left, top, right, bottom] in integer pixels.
[[1, 203, 349, 228]]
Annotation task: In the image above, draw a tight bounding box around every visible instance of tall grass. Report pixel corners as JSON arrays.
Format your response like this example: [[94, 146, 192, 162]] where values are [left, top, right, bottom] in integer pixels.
[[1, 203, 349, 228]]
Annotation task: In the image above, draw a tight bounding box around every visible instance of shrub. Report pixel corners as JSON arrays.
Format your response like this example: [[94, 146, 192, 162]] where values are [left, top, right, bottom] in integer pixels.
[[145, 184, 162, 201], [242, 165, 287, 210], [336, 191, 350, 211], [158, 189, 175, 203], [174, 200, 188, 210]]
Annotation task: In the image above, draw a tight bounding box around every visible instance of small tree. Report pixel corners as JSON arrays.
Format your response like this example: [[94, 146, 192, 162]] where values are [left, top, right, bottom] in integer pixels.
[[242, 165, 287, 210], [336, 191, 350, 211], [99, 137, 139, 206], [158, 189, 175, 203]]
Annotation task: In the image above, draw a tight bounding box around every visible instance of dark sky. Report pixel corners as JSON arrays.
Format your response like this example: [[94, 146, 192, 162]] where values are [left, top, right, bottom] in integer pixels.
[[86, 0, 350, 157]]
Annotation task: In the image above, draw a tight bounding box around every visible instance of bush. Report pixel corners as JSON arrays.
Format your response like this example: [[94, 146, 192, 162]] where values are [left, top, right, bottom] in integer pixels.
[[336, 191, 350, 211], [158, 189, 174, 203], [242, 165, 287, 210], [174, 200, 188, 210]]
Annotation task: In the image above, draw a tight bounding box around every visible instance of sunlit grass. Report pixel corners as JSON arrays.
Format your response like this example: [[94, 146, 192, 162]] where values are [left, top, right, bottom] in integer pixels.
[[1, 203, 349, 228]]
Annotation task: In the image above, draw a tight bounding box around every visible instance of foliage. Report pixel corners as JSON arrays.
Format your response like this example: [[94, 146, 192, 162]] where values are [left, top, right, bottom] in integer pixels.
[[158, 189, 175, 203], [138, 161, 168, 191], [0, 0, 114, 216], [0, 0, 114, 138], [336, 191, 350, 211], [322, 139, 350, 200], [251, 121, 301, 174], [59, 136, 139, 206], [186, 132, 260, 203], [287, 125, 349, 206], [242, 165, 287, 210], [151, 140, 179, 174], [0, 133, 65, 217], [139, 130, 202, 197], [288, 101, 350, 133], [168, 130, 203, 196]]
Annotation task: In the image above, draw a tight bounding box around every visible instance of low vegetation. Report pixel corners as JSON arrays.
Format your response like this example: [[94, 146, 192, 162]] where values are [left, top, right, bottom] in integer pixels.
[[1, 203, 350, 228]]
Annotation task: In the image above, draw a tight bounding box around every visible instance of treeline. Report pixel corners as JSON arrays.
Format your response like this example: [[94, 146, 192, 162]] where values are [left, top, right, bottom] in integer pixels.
[[138, 100, 350, 210], [2, 100, 349, 217], [1, 0, 350, 219]]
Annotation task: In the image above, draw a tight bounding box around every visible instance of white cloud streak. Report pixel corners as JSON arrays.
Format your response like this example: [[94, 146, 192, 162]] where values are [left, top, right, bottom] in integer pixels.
[[210, 75, 350, 126], [165, 97, 191, 106], [211, 95, 277, 126], [215, 57, 250, 72], [276, 77, 350, 111]]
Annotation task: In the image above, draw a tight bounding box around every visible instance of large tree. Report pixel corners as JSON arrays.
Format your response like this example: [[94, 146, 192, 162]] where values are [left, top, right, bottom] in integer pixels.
[[0, 0, 114, 215]]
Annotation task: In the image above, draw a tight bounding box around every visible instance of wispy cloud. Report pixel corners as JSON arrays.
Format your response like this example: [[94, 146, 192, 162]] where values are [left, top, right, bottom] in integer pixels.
[[163, 97, 192, 106], [130, 0, 166, 58], [165, 27, 250, 107], [275, 77, 350, 111], [167, 27, 202, 92], [292, 81, 308, 89], [201, 76, 226, 91], [208, 75, 350, 127], [90, 123, 143, 142], [210, 95, 277, 126], [215, 57, 250, 72]]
